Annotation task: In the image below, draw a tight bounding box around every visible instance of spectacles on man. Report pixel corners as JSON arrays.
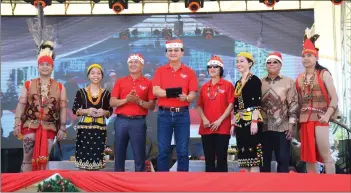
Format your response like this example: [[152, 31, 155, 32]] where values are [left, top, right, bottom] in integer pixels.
[[266, 61, 279, 64], [207, 65, 220, 69]]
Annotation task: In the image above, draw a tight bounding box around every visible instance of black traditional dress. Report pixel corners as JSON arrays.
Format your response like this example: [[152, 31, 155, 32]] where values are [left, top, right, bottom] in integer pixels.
[[72, 88, 113, 170], [233, 74, 263, 168]]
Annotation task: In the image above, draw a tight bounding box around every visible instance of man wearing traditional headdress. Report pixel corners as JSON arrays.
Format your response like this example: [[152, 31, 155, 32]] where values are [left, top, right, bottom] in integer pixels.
[[152, 39, 198, 171], [13, 41, 67, 172], [295, 28, 339, 174]]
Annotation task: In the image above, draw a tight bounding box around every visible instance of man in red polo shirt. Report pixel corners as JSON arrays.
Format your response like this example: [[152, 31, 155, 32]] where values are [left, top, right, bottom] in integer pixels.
[[110, 53, 156, 172], [152, 39, 198, 172], [196, 56, 234, 172]]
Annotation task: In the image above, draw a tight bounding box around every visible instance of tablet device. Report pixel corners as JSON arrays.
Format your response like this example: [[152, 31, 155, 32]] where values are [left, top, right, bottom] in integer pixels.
[[166, 87, 182, 98]]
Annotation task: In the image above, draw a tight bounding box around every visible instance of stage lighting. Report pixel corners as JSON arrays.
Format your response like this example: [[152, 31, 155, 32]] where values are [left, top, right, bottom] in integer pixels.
[[331, 0, 344, 5], [259, 0, 279, 7], [24, 0, 52, 7], [109, 0, 128, 14], [185, 0, 204, 12], [92, 0, 100, 3]]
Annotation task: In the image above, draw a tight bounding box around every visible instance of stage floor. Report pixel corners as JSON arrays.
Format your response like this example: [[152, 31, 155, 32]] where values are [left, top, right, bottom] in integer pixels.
[[48, 160, 240, 172]]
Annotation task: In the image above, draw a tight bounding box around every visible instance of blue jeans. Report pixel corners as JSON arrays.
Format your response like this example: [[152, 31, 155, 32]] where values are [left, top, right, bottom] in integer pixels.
[[114, 116, 146, 172], [157, 109, 190, 172]]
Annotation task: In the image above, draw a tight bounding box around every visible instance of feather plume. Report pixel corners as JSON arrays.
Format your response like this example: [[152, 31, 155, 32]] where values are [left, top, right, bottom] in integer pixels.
[[310, 34, 320, 44], [304, 24, 319, 48], [304, 28, 312, 39], [27, 17, 42, 48], [38, 40, 55, 60]]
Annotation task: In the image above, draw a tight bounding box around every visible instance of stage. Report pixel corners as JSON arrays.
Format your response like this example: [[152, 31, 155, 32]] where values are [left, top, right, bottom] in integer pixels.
[[1, 170, 350, 192], [47, 160, 240, 172]]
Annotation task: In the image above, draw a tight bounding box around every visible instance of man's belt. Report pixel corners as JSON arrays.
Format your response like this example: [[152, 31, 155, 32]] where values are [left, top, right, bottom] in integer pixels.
[[158, 106, 189, 113], [117, 114, 146, 119]]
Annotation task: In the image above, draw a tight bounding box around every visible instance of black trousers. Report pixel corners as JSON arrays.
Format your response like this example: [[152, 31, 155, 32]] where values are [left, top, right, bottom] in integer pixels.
[[261, 131, 291, 173], [201, 134, 230, 172]]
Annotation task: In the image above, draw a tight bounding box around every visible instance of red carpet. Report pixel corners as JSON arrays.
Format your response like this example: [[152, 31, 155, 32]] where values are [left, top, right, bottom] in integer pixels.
[[2, 170, 351, 192]]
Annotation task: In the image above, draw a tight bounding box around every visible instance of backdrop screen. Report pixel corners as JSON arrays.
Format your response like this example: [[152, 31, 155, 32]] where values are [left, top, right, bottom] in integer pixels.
[[1, 11, 314, 153]]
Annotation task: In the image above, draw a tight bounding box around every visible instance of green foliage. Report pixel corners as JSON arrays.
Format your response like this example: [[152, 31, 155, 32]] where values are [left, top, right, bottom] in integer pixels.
[[37, 175, 80, 192]]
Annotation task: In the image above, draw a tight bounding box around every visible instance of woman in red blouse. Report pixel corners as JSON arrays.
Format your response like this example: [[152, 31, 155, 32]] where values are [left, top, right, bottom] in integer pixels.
[[196, 56, 235, 172]]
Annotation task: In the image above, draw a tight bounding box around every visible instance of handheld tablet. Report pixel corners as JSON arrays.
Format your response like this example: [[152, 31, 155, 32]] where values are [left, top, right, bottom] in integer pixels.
[[166, 87, 182, 98]]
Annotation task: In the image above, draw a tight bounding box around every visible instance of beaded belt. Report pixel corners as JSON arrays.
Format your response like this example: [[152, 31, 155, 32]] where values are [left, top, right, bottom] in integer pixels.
[[80, 116, 105, 124]]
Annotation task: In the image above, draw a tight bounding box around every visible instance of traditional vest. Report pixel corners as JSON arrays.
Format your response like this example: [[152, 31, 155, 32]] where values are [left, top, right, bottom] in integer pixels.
[[296, 71, 329, 123], [21, 78, 61, 131]]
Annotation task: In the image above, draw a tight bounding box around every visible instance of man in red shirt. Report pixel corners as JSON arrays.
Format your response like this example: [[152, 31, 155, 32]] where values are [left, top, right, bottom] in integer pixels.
[[152, 39, 198, 171], [196, 56, 234, 172], [110, 53, 156, 172]]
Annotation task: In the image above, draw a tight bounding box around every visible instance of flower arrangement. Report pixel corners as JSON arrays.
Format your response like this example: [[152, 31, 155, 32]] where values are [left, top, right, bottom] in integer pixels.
[[227, 145, 238, 155], [103, 147, 113, 156], [37, 174, 79, 192]]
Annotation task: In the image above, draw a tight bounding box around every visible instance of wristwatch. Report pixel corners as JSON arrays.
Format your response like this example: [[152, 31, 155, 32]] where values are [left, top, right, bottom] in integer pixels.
[[139, 100, 144, 106]]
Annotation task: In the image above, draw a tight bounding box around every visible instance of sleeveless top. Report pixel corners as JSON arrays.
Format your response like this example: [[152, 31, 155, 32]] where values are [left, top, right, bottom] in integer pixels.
[[21, 78, 62, 131], [296, 70, 329, 123]]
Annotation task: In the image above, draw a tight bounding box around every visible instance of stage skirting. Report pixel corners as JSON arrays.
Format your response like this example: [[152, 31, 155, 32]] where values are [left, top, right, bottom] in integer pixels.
[[1, 170, 350, 192]]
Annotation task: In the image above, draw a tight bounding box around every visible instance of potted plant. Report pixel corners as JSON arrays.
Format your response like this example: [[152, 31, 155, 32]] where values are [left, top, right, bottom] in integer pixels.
[[227, 146, 238, 161], [103, 147, 113, 161]]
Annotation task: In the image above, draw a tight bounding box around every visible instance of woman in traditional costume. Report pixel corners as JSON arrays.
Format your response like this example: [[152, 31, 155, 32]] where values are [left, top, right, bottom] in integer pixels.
[[72, 64, 113, 170], [232, 52, 263, 172], [296, 29, 339, 174]]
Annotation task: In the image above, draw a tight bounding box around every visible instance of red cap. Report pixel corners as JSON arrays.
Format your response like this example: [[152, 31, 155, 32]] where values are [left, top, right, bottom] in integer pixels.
[[207, 55, 224, 68], [302, 38, 318, 57], [127, 53, 144, 65], [165, 39, 183, 49], [266, 52, 283, 64]]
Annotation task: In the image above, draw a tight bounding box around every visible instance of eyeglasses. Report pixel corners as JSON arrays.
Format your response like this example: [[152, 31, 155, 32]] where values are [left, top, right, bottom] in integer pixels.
[[266, 61, 279, 64], [207, 65, 220, 69]]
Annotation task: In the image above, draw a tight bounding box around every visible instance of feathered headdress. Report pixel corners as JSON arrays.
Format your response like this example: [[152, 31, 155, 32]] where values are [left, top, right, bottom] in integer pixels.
[[38, 40, 55, 59], [303, 25, 319, 57], [27, 15, 56, 65], [37, 40, 55, 66]]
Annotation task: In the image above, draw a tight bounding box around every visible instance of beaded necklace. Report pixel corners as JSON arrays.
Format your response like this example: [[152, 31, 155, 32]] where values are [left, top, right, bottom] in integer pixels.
[[86, 85, 103, 105], [234, 73, 252, 97], [302, 70, 317, 100]]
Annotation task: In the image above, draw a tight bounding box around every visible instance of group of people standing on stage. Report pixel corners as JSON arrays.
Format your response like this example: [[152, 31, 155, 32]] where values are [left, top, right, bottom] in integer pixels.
[[13, 29, 339, 174]]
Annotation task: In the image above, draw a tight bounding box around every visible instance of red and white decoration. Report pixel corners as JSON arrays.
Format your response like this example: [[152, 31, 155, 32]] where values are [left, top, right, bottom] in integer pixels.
[[127, 53, 145, 65], [265, 52, 283, 64], [165, 39, 183, 49], [207, 55, 224, 68]]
